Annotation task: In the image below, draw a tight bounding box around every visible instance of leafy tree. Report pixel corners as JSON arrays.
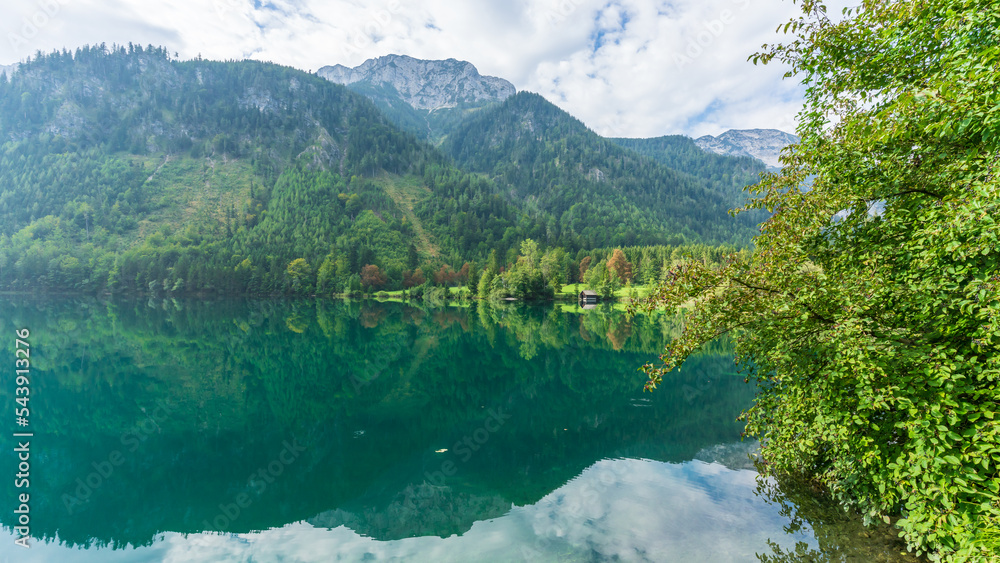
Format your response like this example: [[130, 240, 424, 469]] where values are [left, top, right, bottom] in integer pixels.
[[636, 1, 1000, 559], [519, 238, 540, 269], [360, 264, 387, 291], [540, 248, 567, 293], [487, 238, 553, 300], [345, 194, 363, 217], [404, 267, 425, 288], [476, 269, 495, 300], [284, 258, 312, 293], [407, 244, 419, 269], [316, 254, 338, 293], [579, 256, 592, 280], [606, 248, 632, 285], [584, 261, 619, 299], [433, 264, 459, 286], [464, 262, 479, 294], [486, 249, 500, 275]]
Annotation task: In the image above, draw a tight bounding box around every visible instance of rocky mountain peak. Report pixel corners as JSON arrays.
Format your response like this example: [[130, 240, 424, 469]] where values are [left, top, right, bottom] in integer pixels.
[[694, 128, 799, 169], [317, 54, 515, 111]]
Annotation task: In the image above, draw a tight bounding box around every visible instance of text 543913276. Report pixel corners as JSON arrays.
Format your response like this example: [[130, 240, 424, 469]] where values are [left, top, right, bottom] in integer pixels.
[[13, 328, 32, 549]]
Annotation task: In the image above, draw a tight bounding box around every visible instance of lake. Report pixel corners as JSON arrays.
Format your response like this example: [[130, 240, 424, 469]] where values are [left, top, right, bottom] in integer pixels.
[[0, 297, 917, 562]]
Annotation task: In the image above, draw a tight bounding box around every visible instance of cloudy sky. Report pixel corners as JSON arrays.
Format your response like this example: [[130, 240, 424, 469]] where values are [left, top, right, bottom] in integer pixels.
[[0, 0, 810, 138]]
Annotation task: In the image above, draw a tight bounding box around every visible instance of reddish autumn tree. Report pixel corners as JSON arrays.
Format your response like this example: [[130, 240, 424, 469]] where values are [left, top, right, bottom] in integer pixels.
[[403, 268, 429, 288], [360, 264, 386, 289], [434, 264, 458, 286], [579, 256, 592, 280], [606, 249, 632, 284]]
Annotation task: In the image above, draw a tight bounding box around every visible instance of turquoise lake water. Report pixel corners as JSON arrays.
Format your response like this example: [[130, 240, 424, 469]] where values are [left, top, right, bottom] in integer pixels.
[[0, 297, 916, 562]]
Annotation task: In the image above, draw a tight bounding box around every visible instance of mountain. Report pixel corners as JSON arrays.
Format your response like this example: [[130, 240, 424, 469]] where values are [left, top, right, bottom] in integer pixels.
[[694, 128, 799, 169], [0, 63, 16, 78], [0, 46, 543, 294], [322, 55, 773, 222], [318, 55, 515, 110], [0, 47, 762, 295], [608, 135, 767, 202], [444, 92, 763, 247], [317, 55, 515, 143], [0, 49, 407, 170]]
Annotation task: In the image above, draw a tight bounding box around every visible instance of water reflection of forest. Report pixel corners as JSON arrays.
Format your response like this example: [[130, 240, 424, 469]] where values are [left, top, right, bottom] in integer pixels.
[[0, 297, 747, 548]]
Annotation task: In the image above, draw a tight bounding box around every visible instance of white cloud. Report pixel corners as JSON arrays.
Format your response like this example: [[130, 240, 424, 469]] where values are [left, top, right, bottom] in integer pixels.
[[0, 0, 811, 137], [0, 458, 816, 562]]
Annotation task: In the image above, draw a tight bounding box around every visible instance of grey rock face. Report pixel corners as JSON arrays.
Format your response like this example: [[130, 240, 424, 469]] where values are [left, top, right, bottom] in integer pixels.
[[0, 63, 19, 78], [317, 54, 515, 110], [695, 128, 799, 169]]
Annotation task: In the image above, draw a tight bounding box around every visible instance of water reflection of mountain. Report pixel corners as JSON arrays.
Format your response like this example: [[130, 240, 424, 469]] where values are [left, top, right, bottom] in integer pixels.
[[695, 441, 761, 471], [0, 297, 750, 548]]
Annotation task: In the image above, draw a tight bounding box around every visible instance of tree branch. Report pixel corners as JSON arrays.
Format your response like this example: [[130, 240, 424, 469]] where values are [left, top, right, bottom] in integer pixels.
[[887, 188, 944, 199]]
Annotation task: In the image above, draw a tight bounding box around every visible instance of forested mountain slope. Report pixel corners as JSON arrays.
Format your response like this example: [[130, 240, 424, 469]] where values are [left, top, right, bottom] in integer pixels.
[[444, 92, 762, 247], [0, 46, 761, 295], [0, 46, 527, 293], [608, 135, 767, 201]]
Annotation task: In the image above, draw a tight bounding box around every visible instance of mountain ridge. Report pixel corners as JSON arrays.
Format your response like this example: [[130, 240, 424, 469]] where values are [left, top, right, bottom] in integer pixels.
[[608, 135, 768, 199], [444, 91, 765, 247], [694, 128, 798, 169], [317, 54, 515, 111], [318, 55, 796, 173]]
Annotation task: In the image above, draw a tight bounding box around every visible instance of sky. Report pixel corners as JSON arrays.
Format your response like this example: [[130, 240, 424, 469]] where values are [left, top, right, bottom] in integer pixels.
[[0, 0, 811, 138]]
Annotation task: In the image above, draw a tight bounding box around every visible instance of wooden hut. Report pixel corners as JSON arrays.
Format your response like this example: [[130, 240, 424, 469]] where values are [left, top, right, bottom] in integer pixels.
[[579, 290, 599, 305]]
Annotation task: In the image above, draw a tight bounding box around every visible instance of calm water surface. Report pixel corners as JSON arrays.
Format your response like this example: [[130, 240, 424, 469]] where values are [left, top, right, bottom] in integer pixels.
[[0, 297, 917, 562]]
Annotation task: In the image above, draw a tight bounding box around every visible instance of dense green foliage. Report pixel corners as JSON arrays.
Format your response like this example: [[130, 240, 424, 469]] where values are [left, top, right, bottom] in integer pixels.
[[445, 92, 763, 247], [473, 240, 745, 301], [608, 135, 768, 208], [636, 1, 1000, 560]]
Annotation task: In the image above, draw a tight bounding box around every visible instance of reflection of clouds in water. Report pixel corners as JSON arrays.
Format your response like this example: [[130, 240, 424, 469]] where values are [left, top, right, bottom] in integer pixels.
[[524, 459, 808, 562], [1, 459, 814, 563]]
